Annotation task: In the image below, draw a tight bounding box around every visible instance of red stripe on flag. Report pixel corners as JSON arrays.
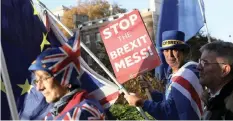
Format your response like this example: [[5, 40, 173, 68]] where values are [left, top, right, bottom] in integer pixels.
[[43, 54, 66, 60], [62, 113, 71, 120], [72, 108, 79, 120], [100, 91, 119, 105], [172, 76, 203, 115], [61, 66, 70, 85], [82, 105, 99, 117]]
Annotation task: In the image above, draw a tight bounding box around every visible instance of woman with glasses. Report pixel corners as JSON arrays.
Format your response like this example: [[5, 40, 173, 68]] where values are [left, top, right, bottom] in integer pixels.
[[28, 47, 105, 120]]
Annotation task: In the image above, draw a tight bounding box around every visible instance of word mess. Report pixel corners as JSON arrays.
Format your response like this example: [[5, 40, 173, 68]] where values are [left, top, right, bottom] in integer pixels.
[[114, 46, 154, 72]]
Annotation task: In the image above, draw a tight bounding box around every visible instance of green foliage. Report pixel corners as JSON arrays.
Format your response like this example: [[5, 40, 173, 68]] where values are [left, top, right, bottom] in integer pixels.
[[109, 104, 155, 120]]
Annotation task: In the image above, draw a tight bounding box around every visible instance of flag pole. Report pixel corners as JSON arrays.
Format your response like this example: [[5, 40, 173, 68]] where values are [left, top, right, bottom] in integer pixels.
[[1, 45, 19, 120], [198, 0, 212, 43], [36, 1, 149, 119]]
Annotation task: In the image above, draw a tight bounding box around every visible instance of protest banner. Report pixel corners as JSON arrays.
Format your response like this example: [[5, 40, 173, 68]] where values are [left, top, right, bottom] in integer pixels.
[[99, 10, 160, 84]]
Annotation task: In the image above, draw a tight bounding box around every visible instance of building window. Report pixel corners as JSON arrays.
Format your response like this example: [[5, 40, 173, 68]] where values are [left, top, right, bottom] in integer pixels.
[[87, 56, 92, 66], [95, 33, 102, 49], [95, 33, 102, 43], [85, 35, 91, 46]]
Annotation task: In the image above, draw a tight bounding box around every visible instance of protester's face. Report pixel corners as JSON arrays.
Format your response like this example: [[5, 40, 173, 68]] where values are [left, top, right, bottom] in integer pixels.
[[197, 50, 224, 88], [34, 70, 68, 103], [163, 49, 185, 69]]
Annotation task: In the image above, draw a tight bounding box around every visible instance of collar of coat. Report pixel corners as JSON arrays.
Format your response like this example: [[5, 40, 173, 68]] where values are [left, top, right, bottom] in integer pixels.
[[207, 79, 233, 113], [225, 87, 233, 113]]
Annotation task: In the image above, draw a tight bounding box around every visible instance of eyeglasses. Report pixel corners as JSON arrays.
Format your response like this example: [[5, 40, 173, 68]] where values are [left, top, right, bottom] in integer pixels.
[[33, 75, 53, 85], [198, 59, 226, 67]]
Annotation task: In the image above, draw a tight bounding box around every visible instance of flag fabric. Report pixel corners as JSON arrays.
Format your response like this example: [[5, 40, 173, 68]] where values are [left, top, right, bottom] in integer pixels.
[[18, 3, 120, 120], [2, 0, 120, 119], [143, 61, 203, 119], [81, 72, 120, 109], [45, 98, 106, 120], [171, 61, 204, 119], [154, 0, 204, 82], [42, 10, 120, 108], [80, 58, 120, 109], [199, 0, 207, 23], [1, 0, 48, 120], [28, 30, 82, 87]]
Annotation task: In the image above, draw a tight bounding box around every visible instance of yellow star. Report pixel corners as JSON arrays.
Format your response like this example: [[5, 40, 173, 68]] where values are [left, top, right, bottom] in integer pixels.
[[17, 79, 33, 95], [31, 3, 38, 15], [40, 33, 50, 51], [1, 80, 6, 93]]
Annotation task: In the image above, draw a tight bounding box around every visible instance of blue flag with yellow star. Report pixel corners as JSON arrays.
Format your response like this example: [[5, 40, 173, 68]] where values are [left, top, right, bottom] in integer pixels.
[[2, 0, 120, 120], [1, 0, 52, 119]]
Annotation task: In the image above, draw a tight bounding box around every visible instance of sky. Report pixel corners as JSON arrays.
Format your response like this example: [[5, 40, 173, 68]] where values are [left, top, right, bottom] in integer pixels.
[[40, 0, 233, 42]]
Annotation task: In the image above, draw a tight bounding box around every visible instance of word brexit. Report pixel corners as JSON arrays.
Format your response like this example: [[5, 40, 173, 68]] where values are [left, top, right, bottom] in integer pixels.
[[110, 34, 154, 72]]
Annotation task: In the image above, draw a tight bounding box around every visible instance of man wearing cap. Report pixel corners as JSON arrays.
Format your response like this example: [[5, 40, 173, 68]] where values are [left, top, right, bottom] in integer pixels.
[[124, 30, 204, 120], [28, 47, 105, 120]]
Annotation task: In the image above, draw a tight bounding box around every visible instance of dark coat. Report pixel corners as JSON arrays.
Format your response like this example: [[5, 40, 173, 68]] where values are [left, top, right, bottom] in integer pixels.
[[203, 79, 233, 120]]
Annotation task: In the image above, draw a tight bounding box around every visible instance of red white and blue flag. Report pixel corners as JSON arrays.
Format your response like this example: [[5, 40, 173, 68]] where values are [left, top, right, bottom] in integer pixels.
[[57, 103, 105, 120], [42, 12, 120, 109], [19, 7, 120, 120], [44, 92, 106, 120], [39, 32, 82, 86], [171, 61, 204, 119]]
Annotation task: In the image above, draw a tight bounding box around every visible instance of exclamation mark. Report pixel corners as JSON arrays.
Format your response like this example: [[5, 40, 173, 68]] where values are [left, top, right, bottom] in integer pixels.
[[148, 46, 154, 56]]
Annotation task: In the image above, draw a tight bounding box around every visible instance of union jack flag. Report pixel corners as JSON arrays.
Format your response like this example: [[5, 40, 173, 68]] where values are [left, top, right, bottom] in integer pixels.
[[42, 10, 120, 109], [80, 69, 120, 109], [40, 32, 82, 86], [44, 97, 105, 120], [19, 7, 120, 120]]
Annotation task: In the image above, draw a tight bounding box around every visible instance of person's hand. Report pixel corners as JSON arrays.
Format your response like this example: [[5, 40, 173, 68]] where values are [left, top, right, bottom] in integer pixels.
[[124, 93, 144, 107]]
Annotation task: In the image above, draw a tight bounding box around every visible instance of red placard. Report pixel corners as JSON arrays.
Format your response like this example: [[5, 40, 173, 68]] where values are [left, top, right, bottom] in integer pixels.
[[99, 10, 160, 84]]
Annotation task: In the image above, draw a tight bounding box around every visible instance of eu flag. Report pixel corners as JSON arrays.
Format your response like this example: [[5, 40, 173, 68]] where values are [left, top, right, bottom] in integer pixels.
[[1, 0, 51, 119], [155, 0, 204, 81]]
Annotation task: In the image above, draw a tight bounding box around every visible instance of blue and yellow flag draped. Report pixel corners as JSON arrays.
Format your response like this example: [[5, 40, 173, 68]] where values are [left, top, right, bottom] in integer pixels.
[[1, 0, 50, 119]]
